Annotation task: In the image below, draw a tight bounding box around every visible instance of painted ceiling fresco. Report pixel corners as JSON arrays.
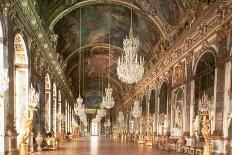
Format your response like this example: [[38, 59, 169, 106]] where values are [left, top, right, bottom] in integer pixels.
[[54, 4, 160, 59], [84, 91, 103, 109], [34, 0, 196, 109]]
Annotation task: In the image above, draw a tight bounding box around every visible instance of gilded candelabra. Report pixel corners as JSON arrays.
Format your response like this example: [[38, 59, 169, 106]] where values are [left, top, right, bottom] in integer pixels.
[[121, 126, 127, 142], [20, 84, 39, 154], [145, 116, 153, 146], [201, 112, 211, 155], [71, 122, 79, 141], [199, 94, 213, 155], [138, 117, 144, 144]]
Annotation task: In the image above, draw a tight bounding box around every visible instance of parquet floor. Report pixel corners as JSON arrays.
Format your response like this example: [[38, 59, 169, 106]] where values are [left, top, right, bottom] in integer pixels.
[[32, 136, 184, 155]]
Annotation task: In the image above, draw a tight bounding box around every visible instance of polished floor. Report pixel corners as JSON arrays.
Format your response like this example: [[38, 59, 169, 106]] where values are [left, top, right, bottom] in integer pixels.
[[32, 136, 184, 155]]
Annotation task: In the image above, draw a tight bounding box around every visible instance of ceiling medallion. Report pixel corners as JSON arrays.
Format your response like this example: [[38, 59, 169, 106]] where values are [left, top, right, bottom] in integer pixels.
[[117, 7, 144, 84]]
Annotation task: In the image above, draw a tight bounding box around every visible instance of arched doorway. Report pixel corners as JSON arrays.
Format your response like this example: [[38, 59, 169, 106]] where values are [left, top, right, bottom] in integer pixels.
[[14, 34, 29, 140], [52, 83, 57, 132], [45, 73, 51, 132], [91, 119, 99, 136], [194, 51, 215, 137]]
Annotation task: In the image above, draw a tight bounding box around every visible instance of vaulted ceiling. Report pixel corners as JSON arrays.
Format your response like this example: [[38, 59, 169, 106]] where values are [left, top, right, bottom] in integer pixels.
[[36, 0, 196, 109]]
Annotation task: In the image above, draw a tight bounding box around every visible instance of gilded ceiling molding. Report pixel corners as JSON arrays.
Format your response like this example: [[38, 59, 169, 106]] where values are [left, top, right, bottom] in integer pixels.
[[116, 0, 232, 112], [65, 43, 124, 64], [12, 0, 75, 104], [48, 0, 167, 38], [0, 0, 16, 19]]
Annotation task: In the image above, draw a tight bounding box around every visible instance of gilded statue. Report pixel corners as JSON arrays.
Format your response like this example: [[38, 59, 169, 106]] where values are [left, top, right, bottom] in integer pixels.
[[121, 127, 127, 142], [201, 115, 210, 145], [201, 112, 212, 155], [146, 117, 153, 146], [20, 113, 33, 144], [20, 107, 37, 145], [176, 137, 186, 152], [71, 123, 80, 140]]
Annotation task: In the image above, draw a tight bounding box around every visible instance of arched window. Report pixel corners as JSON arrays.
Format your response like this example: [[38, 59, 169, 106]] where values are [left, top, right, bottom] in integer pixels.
[[45, 73, 51, 132], [52, 83, 57, 132], [174, 89, 184, 129], [194, 52, 215, 117], [14, 34, 29, 138], [159, 82, 168, 115], [150, 89, 156, 115], [57, 90, 61, 132]]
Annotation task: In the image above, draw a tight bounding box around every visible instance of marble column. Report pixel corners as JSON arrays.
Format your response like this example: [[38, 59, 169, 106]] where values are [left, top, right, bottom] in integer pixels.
[[185, 58, 193, 136], [214, 59, 225, 135]]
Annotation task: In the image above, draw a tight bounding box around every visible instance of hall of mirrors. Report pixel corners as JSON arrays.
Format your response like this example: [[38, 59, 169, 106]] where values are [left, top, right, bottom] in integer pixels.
[[0, 0, 232, 155]]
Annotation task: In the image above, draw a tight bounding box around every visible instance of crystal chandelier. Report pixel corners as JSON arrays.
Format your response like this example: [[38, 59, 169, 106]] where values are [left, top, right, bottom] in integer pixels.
[[97, 106, 107, 118], [104, 119, 111, 128], [75, 101, 87, 127], [94, 105, 107, 122], [74, 6, 84, 117], [102, 5, 115, 109], [118, 112, 124, 123], [117, 7, 144, 84], [0, 69, 9, 97], [102, 86, 115, 109], [198, 93, 214, 114], [74, 99, 84, 116], [76, 6, 83, 107], [132, 100, 142, 118]]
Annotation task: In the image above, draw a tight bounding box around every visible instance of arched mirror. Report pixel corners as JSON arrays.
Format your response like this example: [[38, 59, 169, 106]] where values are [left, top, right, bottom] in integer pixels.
[[194, 51, 215, 139], [14, 34, 29, 141], [142, 96, 146, 116], [171, 88, 184, 137], [45, 73, 51, 132], [150, 89, 156, 115], [195, 52, 215, 104], [159, 82, 168, 115], [52, 83, 57, 132]]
